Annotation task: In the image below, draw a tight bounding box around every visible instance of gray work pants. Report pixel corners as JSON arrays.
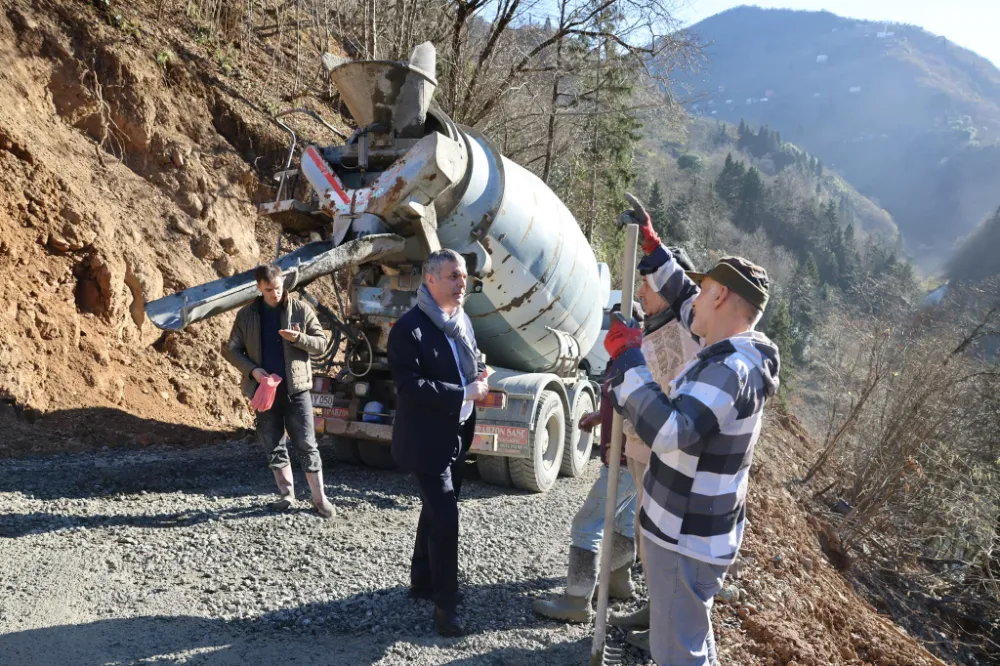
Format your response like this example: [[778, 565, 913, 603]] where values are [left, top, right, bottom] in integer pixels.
[[646, 539, 728, 666], [256, 386, 322, 472]]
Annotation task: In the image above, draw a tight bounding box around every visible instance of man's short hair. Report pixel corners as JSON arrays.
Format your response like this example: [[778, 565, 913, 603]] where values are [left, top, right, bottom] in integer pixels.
[[733, 293, 764, 328], [254, 264, 282, 284], [423, 249, 466, 280]]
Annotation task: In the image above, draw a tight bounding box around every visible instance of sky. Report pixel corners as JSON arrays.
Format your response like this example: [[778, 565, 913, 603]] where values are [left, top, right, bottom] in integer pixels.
[[675, 1, 1000, 67]]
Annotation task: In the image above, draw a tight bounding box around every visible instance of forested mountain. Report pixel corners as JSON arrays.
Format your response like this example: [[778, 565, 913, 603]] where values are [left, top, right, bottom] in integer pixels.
[[947, 206, 1000, 282], [678, 6, 1000, 267]]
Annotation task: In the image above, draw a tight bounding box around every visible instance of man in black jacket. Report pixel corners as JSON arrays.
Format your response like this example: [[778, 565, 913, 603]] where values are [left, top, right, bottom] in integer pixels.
[[388, 249, 489, 637]]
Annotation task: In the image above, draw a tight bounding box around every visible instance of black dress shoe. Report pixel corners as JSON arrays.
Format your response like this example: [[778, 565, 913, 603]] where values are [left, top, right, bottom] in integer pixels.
[[433, 605, 465, 637]]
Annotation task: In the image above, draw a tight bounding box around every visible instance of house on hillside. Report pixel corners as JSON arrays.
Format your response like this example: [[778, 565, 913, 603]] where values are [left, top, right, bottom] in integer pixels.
[[877, 24, 895, 38]]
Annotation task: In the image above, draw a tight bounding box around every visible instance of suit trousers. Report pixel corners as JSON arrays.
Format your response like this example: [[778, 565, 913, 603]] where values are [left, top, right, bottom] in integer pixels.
[[410, 446, 467, 611]]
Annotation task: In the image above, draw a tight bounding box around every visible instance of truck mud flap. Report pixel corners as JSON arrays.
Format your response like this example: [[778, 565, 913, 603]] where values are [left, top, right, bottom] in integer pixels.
[[145, 234, 405, 331]]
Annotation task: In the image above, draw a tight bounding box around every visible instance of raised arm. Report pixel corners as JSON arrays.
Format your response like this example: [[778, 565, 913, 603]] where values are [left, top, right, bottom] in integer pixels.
[[638, 245, 700, 337], [617, 193, 701, 338]]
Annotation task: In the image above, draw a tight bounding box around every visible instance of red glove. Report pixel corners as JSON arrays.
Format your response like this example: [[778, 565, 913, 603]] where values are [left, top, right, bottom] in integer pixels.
[[603, 313, 643, 361], [251, 374, 282, 412], [617, 193, 661, 255]]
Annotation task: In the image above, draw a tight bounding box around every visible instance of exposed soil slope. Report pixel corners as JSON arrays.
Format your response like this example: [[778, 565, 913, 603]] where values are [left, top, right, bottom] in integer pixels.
[[0, 0, 332, 455]]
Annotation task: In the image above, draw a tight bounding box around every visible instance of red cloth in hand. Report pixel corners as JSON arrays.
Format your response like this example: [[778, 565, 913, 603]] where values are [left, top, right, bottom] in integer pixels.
[[251, 374, 282, 412], [603, 315, 643, 361]]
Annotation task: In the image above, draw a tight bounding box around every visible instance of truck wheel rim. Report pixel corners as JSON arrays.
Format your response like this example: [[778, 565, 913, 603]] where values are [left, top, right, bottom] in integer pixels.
[[542, 413, 561, 470]]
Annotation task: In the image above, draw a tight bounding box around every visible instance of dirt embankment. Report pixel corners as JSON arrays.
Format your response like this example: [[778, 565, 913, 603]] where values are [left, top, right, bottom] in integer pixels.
[[0, 0, 325, 456]]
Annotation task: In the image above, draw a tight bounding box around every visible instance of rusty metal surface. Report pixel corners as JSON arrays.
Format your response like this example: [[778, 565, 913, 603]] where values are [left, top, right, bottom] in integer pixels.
[[434, 129, 605, 373], [323, 419, 394, 443], [323, 45, 437, 137]]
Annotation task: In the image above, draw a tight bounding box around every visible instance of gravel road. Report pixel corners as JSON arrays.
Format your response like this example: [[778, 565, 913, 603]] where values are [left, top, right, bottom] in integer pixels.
[[0, 439, 651, 666]]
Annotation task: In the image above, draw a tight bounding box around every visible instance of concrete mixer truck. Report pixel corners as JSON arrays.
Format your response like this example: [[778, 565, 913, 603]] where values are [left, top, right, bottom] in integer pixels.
[[144, 43, 613, 493]]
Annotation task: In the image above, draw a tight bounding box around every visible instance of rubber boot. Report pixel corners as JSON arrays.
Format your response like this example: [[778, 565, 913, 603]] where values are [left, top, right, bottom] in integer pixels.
[[269, 466, 295, 512], [610, 601, 649, 629], [626, 628, 650, 653], [532, 546, 597, 623], [305, 470, 335, 519], [608, 534, 636, 600]]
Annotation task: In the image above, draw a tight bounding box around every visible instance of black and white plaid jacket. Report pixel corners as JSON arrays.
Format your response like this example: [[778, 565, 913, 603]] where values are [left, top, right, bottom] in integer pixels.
[[608, 244, 780, 566]]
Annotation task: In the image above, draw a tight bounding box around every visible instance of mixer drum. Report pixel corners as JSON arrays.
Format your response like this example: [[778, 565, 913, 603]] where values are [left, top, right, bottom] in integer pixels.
[[434, 127, 606, 374]]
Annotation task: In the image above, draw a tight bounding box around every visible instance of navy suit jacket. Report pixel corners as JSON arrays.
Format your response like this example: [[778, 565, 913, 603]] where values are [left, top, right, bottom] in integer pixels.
[[388, 306, 485, 475]]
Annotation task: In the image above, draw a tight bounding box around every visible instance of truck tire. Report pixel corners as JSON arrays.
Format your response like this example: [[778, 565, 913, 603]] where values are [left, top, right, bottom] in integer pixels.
[[331, 436, 362, 464], [561, 391, 595, 477], [476, 454, 512, 487], [511, 390, 566, 493], [358, 441, 397, 470]]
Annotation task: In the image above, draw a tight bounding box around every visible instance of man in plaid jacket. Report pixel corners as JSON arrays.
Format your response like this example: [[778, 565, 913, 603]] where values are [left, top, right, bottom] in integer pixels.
[[604, 195, 780, 666]]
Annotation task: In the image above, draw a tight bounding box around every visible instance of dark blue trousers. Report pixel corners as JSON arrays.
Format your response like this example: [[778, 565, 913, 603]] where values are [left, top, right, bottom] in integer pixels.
[[410, 438, 469, 611]]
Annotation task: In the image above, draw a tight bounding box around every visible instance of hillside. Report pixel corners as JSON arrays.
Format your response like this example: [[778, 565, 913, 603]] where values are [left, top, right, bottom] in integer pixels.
[[679, 6, 1000, 266], [946, 206, 1000, 282], [0, 0, 334, 454], [640, 115, 899, 239]]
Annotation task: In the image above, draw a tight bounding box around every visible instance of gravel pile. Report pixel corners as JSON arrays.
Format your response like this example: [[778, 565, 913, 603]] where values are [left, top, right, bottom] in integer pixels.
[[0, 440, 652, 665]]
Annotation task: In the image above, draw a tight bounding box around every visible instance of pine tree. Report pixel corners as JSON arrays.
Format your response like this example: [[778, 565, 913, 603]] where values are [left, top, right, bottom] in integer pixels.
[[712, 122, 730, 147], [647, 180, 665, 233], [788, 257, 819, 362], [664, 193, 691, 243], [716, 153, 746, 208], [737, 121, 755, 153], [765, 297, 795, 365], [839, 222, 860, 291], [734, 166, 764, 232]]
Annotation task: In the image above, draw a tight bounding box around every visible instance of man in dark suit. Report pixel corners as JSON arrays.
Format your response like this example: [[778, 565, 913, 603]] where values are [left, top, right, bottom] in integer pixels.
[[388, 249, 489, 637]]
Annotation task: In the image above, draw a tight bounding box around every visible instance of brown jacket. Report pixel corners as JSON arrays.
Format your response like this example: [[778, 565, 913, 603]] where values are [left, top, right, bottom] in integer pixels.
[[223, 296, 327, 398]]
